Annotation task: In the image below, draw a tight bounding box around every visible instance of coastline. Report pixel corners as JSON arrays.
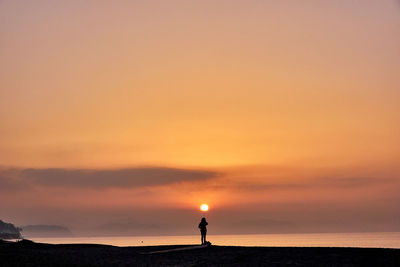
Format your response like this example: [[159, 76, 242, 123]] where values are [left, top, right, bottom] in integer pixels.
[[28, 232, 400, 248], [1, 239, 400, 266]]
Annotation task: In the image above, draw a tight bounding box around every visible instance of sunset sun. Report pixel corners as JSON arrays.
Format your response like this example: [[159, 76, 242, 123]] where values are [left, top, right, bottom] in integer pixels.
[[200, 204, 209, 212]]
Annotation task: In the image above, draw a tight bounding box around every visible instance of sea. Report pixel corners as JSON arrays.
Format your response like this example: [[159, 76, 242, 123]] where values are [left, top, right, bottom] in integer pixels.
[[31, 232, 400, 249]]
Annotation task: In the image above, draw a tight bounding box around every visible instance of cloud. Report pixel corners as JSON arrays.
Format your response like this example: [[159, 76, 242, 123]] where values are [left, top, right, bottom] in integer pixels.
[[201, 176, 398, 193], [0, 176, 23, 191], [321, 176, 396, 188], [0, 167, 218, 190], [0, 168, 28, 191]]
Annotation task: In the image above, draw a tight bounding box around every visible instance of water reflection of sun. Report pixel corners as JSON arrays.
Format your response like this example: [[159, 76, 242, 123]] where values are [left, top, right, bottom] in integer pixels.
[[200, 203, 209, 211]]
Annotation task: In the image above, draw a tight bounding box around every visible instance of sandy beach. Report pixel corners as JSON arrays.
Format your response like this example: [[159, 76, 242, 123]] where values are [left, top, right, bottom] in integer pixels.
[[1, 239, 400, 267]]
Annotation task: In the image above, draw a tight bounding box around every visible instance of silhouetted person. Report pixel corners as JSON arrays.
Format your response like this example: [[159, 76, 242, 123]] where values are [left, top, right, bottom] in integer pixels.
[[198, 217, 208, 245]]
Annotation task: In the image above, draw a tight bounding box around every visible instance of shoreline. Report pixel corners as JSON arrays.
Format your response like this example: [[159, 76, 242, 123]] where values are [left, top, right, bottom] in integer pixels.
[[26, 232, 400, 249]]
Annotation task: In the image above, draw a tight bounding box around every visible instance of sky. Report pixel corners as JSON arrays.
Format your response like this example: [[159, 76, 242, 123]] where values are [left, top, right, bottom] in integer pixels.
[[1, 0, 399, 236]]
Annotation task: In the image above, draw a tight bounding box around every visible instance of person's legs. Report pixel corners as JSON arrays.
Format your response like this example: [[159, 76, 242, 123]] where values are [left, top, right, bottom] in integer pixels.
[[201, 231, 207, 245]]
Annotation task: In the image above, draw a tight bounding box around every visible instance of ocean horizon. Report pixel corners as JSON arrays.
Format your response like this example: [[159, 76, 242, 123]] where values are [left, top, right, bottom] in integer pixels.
[[31, 232, 400, 249]]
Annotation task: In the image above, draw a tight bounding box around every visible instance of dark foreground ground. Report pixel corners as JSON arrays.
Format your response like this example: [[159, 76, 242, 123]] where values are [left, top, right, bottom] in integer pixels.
[[1, 239, 400, 267]]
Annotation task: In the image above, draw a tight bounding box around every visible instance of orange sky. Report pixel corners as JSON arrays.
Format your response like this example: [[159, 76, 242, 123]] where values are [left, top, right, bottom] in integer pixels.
[[1, 0, 399, 235]]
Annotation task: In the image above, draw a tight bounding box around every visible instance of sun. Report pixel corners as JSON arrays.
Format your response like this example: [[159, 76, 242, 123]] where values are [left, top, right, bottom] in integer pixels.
[[200, 204, 209, 212]]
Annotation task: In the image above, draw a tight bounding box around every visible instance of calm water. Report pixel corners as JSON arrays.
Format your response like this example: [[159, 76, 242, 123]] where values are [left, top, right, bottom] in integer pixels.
[[32, 232, 400, 248]]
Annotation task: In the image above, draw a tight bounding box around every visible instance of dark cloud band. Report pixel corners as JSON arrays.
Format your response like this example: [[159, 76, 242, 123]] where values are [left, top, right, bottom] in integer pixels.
[[0, 167, 218, 190]]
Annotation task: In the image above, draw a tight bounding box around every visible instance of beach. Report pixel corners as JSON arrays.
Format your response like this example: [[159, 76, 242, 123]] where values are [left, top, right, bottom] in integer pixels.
[[1, 239, 400, 267]]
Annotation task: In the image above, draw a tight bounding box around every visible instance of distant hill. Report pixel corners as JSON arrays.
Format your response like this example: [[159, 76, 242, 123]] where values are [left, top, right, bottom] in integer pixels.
[[0, 220, 22, 239], [22, 225, 73, 237]]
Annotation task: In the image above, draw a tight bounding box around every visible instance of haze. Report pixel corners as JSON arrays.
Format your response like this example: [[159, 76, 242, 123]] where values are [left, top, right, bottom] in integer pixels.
[[1, 0, 399, 236]]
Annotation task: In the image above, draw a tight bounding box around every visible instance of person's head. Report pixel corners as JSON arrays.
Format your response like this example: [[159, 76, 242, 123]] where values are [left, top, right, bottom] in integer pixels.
[[201, 217, 206, 223]]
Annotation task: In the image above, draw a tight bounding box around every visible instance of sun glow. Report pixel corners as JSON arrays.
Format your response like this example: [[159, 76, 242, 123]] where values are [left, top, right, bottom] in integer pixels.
[[200, 204, 209, 212]]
